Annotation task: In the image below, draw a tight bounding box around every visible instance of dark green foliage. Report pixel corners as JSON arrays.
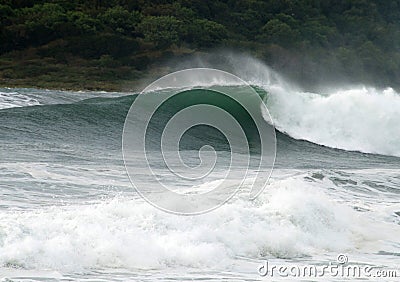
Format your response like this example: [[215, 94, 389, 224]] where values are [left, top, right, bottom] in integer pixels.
[[183, 19, 228, 47], [66, 11, 100, 35], [1, 0, 400, 89], [0, 4, 14, 24], [138, 16, 180, 48], [99, 6, 141, 35], [258, 18, 300, 47]]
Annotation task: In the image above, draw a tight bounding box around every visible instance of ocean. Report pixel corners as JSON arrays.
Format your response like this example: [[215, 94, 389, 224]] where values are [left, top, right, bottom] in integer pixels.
[[0, 64, 399, 281]]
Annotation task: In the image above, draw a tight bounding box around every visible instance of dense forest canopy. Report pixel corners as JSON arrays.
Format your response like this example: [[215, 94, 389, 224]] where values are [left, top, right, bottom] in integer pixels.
[[0, 0, 399, 90]]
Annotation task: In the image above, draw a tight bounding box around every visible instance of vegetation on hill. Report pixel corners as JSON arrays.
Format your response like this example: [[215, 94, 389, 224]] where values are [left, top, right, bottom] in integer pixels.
[[1, 0, 399, 90]]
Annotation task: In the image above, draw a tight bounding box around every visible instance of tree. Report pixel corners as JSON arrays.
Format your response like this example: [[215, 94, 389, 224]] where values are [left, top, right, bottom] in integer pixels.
[[258, 18, 299, 47], [19, 3, 67, 44], [99, 6, 141, 35], [138, 16, 180, 48], [66, 11, 99, 35], [183, 19, 227, 47], [0, 4, 14, 25]]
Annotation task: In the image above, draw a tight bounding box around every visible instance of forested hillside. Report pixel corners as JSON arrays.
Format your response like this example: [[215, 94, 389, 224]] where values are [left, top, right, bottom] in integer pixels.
[[1, 0, 399, 90]]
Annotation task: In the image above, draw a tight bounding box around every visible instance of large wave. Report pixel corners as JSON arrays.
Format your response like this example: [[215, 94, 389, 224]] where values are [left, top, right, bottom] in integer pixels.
[[1, 56, 399, 157], [216, 55, 400, 157]]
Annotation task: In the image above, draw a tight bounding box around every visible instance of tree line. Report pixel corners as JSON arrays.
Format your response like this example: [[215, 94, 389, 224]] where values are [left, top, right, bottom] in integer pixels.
[[1, 0, 400, 88]]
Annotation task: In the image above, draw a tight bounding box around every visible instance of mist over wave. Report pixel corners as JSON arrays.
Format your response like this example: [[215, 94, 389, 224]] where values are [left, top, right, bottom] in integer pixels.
[[154, 54, 400, 157], [197, 54, 400, 157]]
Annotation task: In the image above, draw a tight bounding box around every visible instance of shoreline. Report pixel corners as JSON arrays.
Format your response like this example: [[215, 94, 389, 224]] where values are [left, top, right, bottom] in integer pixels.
[[0, 78, 139, 92]]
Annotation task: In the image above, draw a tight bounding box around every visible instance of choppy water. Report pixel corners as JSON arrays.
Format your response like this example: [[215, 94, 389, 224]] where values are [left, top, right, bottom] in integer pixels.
[[1, 65, 400, 281]]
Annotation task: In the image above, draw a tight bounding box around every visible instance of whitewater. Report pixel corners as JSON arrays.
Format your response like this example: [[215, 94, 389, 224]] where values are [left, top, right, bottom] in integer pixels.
[[0, 59, 399, 281]]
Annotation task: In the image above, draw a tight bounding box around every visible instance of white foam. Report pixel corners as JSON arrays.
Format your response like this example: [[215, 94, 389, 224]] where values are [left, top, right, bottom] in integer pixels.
[[0, 88, 130, 110], [266, 85, 400, 156], [0, 174, 394, 272], [0, 91, 40, 109]]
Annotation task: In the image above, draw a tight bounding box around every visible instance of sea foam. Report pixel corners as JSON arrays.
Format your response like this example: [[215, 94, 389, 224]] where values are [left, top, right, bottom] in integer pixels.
[[0, 173, 386, 272]]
